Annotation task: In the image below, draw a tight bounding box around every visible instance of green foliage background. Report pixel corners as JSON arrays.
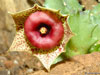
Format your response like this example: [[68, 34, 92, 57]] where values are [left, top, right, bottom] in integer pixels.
[[44, 0, 100, 63]]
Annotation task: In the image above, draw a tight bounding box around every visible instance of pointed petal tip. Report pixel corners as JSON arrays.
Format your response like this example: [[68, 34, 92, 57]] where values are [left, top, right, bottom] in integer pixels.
[[7, 11, 15, 17], [34, 4, 39, 7], [33, 45, 64, 71]]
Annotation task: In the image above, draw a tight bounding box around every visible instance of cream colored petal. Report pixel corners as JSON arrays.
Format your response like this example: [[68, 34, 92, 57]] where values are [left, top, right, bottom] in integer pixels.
[[34, 45, 64, 71], [8, 28, 32, 54]]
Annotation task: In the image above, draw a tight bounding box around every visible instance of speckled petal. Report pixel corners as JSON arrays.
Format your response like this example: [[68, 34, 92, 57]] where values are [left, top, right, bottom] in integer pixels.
[[9, 28, 32, 54], [34, 45, 64, 71]]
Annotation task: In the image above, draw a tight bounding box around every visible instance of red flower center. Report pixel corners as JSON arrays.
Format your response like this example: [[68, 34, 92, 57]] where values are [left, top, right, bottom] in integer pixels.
[[24, 11, 64, 50]]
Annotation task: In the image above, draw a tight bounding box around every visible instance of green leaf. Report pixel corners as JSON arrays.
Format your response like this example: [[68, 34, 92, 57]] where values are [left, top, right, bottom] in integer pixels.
[[65, 11, 96, 57], [44, 0, 82, 14], [89, 43, 100, 53], [66, 4, 100, 57], [64, 0, 82, 14], [90, 4, 100, 39], [44, 0, 68, 14], [88, 4, 100, 53]]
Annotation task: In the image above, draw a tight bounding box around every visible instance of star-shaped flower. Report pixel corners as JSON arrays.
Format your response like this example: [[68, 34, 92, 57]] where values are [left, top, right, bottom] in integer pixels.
[[8, 4, 73, 71]]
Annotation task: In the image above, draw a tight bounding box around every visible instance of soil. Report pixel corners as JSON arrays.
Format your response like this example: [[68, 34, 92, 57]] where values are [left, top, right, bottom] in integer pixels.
[[0, 0, 100, 75], [0, 52, 100, 75], [33, 52, 100, 75]]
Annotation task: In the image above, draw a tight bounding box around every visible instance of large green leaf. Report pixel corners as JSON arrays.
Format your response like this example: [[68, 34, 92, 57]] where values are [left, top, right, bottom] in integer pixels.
[[66, 11, 96, 57], [44, 0, 82, 14], [66, 4, 100, 57]]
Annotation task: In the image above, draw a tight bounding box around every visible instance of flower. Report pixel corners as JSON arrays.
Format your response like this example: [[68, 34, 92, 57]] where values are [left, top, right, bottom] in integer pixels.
[[8, 4, 73, 71]]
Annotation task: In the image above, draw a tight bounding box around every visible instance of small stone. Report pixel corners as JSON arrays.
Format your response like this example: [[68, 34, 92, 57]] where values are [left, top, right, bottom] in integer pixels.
[[0, 56, 7, 62], [27, 69, 33, 73], [14, 60, 18, 65]]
